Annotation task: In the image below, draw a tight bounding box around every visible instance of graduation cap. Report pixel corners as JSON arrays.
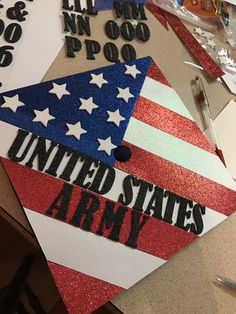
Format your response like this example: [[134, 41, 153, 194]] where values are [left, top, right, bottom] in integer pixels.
[[0, 57, 235, 313]]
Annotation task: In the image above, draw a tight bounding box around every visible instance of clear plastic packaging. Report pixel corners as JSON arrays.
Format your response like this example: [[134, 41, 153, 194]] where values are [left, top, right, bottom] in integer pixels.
[[214, 1, 236, 47], [153, 0, 215, 30]]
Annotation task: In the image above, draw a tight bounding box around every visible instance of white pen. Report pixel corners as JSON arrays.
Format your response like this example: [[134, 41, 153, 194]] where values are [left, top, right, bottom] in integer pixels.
[[195, 76, 226, 166]]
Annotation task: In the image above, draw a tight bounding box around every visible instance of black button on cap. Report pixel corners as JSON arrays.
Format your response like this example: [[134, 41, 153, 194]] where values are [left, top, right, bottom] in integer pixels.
[[114, 145, 132, 162]]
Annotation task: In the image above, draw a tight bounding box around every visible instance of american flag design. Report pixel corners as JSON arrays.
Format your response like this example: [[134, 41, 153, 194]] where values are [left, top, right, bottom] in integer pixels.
[[0, 57, 235, 314]]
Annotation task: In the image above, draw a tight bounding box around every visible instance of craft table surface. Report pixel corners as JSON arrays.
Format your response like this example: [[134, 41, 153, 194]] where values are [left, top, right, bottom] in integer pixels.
[[1, 9, 236, 314]]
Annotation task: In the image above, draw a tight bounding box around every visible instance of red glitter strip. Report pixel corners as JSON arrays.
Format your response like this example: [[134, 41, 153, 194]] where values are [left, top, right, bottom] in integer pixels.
[[1, 158, 197, 260], [147, 60, 171, 86], [161, 10, 224, 79], [115, 142, 236, 216], [48, 261, 123, 314], [133, 96, 215, 153], [145, 2, 169, 30]]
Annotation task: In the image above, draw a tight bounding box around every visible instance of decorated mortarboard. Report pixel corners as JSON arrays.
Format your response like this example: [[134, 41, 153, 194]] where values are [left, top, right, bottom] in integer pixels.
[[0, 57, 236, 313]]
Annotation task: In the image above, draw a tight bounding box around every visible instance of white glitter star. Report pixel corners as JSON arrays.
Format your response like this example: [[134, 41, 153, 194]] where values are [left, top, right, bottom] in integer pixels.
[[219, 56, 228, 65], [89, 73, 108, 88], [218, 48, 228, 56], [207, 39, 216, 49], [97, 136, 117, 156], [117, 87, 134, 103], [107, 109, 125, 127], [33, 108, 55, 127], [79, 97, 98, 114], [66, 121, 87, 140], [125, 64, 141, 79], [1, 95, 25, 113], [194, 27, 204, 36], [226, 57, 235, 66], [49, 83, 70, 100], [202, 31, 214, 40]]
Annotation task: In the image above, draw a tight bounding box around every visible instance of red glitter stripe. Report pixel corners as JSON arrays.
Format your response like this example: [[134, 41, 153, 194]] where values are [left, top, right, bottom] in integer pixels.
[[48, 261, 123, 314], [145, 3, 169, 30], [1, 158, 197, 260], [147, 60, 171, 86], [162, 11, 224, 79], [115, 142, 236, 216], [133, 96, 214, 153]]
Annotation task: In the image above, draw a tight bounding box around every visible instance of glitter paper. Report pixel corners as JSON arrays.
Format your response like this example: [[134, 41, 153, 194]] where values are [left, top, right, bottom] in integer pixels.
[[145, 2, 169, 30], [123, 118, 231, 187], [1, 57, 235, 314], [140, 78, 193, 120], [147, 60, 171, 86], [115, 142, 236, 216], [162, 10, 224, 79], [1, 157, 197, 259], [0, 57, 152, 166], [133, 96, 215, 153], [48, 261, 123, 314]]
